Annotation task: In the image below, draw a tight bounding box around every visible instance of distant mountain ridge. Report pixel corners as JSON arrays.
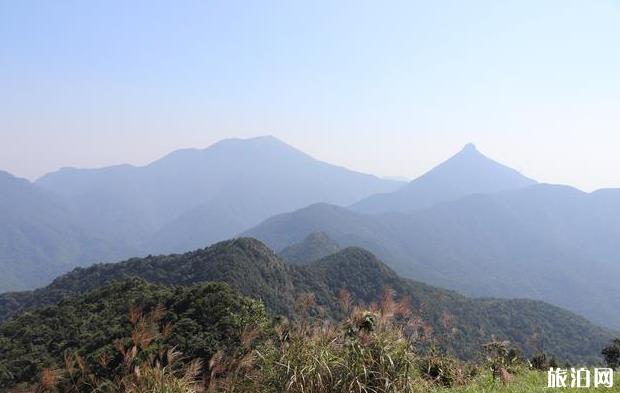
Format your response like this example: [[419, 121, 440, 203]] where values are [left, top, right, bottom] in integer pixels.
[[36, 136, 401, 254], [0, 137, 402, 292], [0, 171, 132, 291], [352, 143, 537, 213], [244, 184, 620, 330], [2, 137, 619, 336], [0, 238, 612, 363], [278, 231, 342, 264]]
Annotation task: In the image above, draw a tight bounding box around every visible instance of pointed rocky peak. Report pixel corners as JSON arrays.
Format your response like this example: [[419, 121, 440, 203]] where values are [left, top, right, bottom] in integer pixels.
[[352, 144, 537, 213], [438, 143, 495, 166], [427, 144, 533, 179]]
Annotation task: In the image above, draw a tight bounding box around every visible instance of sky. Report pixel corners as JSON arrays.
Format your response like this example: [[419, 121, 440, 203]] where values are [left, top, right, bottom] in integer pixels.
[[1, 0, 619, 191]]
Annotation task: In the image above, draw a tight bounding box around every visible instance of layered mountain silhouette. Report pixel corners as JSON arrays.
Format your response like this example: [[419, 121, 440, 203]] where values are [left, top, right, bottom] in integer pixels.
[[245, 184, 620, 329], [36, 136, 400, 254], [0, 137, 401, 292], [2, 137, 619, 334], [0, 238, 611, 363], [352, 143, 536, 213]]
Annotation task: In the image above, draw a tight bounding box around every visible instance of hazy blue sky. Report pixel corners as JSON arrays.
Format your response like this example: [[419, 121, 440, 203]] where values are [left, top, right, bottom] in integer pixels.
[[1, 1, 619, 191]]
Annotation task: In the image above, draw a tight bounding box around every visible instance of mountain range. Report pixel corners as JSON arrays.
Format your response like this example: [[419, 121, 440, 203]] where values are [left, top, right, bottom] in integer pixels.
[[0, 171, 134, 291], [244, 184, 620, 329], [0, 136, 400, 291], [1, 136, 619, 333], [36, 136, 400, 252], [0, 237, 612, 364]]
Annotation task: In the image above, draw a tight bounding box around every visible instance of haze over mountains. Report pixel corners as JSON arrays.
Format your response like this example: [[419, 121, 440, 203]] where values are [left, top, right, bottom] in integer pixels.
[[0, 136, 400, 291], [36, 136, 400, 252], [245, 188, 620, 329], [237, 142, 620, 329], [1, 135, 619, 334], [0, 171, 132, 291]]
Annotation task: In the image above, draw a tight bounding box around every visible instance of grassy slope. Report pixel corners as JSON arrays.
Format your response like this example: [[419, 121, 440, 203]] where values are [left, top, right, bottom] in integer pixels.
[[435, 371, 620, 393]]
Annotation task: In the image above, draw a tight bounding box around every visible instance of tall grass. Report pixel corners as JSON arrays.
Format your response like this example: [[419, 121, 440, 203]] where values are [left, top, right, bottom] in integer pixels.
[[207, 288, 472, 393], [30, 307, 202, 393], [22, 287, 557, 393]]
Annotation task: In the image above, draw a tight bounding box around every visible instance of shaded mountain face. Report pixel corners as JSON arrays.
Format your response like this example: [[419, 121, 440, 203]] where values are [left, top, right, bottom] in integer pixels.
[[0, 171, 133, 291], [352, 144, 537, 214], [35, 136, 401, 255], [278, 231, 341, 264], [244, 185, 620, 330], [0, 238, 611, 363]]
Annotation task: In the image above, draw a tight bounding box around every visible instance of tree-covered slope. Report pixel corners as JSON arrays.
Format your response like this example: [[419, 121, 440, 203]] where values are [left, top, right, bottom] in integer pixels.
[[297, 248, 613, 364], [0, 238, 612, 363], [0, 238, 296, 318], [0, 278, 269, 390], [244, 185, 620, 330]]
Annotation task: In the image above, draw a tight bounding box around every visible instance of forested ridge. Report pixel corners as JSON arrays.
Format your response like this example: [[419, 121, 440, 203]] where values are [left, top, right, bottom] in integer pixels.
[[0, 238, 612, 366]]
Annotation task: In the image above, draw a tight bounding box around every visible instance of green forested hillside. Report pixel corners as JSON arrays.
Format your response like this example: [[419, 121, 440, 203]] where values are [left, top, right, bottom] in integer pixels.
[[0, 238, 612, 364], [0, 278, 269, 390]]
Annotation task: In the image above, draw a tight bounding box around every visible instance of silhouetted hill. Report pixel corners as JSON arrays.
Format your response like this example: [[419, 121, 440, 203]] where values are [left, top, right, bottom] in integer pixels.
[[352, 144, 536, 213], [0, 238, 612, 363], [245, 185, 620, 330], [278, 231, 341, 264]]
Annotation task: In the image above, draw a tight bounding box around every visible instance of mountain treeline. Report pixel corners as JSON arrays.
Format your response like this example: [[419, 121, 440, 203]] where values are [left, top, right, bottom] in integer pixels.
[[0, 238, 612, 367]]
